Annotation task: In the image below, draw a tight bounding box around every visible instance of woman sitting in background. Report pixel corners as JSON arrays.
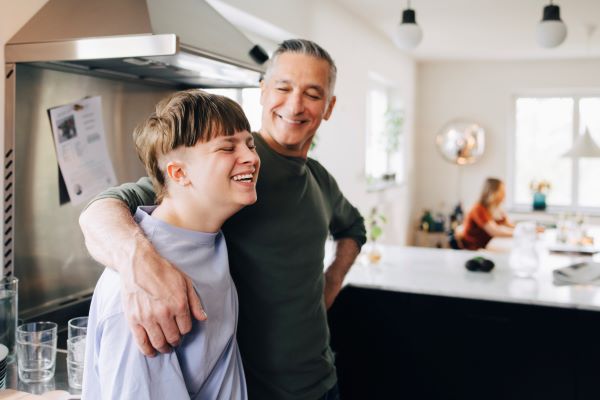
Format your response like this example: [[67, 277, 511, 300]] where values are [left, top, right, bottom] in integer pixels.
[[453, 177, 514, 250]]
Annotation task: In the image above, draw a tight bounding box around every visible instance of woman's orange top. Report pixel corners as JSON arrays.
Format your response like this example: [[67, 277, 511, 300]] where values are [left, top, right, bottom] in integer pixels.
[[461, 203, 506, 250]]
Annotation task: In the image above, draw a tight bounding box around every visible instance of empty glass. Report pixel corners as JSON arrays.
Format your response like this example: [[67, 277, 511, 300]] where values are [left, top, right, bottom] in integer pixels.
[[16, 322, 57, 383], [67, 316, 88, 389], [510, 222, 539, 277], [0, 276, 18, 363]]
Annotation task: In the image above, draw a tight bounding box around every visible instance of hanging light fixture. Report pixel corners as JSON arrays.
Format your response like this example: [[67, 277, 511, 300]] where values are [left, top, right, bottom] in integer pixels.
[[393, 0, 423, 50], [536, 0, 567, 48]]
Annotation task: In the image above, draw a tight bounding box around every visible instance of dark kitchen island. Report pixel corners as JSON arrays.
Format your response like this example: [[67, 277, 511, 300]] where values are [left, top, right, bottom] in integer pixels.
[[328, 245, 600, 400]]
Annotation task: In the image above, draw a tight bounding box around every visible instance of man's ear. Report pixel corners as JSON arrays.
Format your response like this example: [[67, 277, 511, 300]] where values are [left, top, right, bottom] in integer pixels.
[[323, 95, 336, 121], [165, 161, 189, 186]]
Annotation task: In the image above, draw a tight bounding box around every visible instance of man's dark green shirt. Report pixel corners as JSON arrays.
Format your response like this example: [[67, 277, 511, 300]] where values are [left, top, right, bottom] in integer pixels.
[[95, 133, 366, 399]]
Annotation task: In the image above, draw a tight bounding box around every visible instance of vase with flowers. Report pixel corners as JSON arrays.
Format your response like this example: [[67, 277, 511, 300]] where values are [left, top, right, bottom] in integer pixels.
[[529, 179, 551, 211]]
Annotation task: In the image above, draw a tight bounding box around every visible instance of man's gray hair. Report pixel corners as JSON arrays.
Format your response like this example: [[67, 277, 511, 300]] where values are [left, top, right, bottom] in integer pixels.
[[264, 39, 337, 97]]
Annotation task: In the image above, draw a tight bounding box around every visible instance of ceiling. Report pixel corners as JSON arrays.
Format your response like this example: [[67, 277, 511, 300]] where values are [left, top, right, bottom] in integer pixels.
[[334, 0, 600, 61]]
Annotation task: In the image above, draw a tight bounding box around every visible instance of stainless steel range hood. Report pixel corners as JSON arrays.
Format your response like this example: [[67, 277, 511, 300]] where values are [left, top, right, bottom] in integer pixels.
[[5, 0, 268, 88]]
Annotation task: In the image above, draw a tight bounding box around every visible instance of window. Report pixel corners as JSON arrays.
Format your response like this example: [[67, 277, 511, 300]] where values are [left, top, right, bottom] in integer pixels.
[[203, 88, 262, 132], [512, 95, 600, 211], [365, 83, 405, 187]]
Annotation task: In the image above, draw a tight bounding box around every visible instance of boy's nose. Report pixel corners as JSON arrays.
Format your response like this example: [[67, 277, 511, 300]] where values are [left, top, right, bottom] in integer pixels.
[[239, 145, 260, 166]]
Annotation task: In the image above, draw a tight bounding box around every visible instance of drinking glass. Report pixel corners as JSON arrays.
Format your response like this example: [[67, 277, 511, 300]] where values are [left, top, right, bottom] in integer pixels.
[[0, 276, 18, 363], [16, 322, 57, 383], [67, 316, 88, 389], [510, 222, 539, 277]]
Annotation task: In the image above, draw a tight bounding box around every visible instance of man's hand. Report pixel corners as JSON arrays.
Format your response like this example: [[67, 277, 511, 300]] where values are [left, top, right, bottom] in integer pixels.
[[122, 238, 207, 355], [80, 199, 207, 356], [323, 238, 360, 309]]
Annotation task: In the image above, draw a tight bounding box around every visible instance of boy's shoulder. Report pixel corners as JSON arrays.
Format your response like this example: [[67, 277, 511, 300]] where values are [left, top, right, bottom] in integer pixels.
[[91, 268, 125, 324]]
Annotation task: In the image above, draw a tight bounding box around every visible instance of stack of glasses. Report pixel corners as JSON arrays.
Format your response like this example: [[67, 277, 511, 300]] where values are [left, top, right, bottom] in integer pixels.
[[67, 316, 87, 389], [0, 343, 7, 389]]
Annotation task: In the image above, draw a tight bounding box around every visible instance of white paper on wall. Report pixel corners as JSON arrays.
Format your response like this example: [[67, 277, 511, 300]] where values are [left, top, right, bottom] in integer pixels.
[[48, 96, 117, 205]]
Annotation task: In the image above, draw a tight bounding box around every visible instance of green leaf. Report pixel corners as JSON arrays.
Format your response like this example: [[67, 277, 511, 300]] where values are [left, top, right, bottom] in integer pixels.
[[371, 225, 382, 241]]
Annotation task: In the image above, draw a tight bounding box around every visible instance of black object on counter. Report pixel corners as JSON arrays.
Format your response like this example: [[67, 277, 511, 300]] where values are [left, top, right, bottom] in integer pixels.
[[465, 256, 495, 272]]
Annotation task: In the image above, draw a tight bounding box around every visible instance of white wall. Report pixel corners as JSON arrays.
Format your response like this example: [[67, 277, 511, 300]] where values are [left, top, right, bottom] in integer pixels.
[[217, 0, 418, 244], [415, 59, 600, 234]]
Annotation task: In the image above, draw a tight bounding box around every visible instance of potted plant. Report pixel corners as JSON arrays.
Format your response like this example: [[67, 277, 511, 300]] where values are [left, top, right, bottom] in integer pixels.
[[366, 207, 387, 264], [381, 108, 404, 181]]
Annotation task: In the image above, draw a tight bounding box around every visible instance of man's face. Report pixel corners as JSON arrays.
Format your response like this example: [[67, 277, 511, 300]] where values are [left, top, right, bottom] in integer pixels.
[[259, 52, 336, 158], [173, 130, 260, 212]]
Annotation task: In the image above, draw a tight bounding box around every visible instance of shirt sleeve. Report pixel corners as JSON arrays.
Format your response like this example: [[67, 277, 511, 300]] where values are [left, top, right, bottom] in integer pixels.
[[86, 177, 157, 215], [308, 160, 366, 248], [93, 313, 191, 400]]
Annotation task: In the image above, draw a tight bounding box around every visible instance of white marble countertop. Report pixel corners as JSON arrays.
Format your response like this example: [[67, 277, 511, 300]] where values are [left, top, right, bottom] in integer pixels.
[[342, 241, 600, 312]]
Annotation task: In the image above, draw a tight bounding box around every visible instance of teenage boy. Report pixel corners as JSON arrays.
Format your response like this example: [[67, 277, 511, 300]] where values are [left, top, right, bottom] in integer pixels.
[[82, 90, 260, 400]]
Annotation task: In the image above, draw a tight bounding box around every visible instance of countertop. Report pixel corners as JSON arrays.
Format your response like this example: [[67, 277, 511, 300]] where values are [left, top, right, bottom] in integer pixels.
[[344, 242, 600, 311]]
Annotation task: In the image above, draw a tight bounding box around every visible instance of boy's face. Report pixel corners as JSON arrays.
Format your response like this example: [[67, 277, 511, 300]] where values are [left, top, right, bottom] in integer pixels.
[[171, 130, 260, 211]]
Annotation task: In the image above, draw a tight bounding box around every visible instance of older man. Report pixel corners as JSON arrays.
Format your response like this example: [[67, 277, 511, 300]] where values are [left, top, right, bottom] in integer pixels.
[[80, 39, 365, 400]]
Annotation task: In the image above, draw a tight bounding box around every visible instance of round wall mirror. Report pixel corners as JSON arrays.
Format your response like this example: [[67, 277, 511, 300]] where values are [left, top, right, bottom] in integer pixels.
[[435, 120, 485, 165]]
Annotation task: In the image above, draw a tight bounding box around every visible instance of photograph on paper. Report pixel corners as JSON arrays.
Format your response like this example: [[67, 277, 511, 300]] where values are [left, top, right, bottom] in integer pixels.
[[57, 115, 77, 143]]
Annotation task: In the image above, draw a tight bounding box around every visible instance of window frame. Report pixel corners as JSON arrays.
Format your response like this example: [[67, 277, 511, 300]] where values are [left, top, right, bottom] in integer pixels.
[[364, 78, 406, 191], [508, 89, 600, 215]]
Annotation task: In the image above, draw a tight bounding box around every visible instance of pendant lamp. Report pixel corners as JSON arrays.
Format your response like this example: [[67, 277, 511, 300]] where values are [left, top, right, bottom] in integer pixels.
[[393, 0, 423, 50], [562, 128, 600, 158], [536, 0, 567, 48]]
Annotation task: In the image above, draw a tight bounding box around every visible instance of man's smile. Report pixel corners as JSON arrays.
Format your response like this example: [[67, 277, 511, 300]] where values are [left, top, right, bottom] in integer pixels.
[[275, 112, 308, 125]]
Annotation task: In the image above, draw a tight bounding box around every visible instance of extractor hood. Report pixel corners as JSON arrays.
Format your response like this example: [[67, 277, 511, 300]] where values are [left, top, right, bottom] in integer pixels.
[[5, 0, 269, 88]]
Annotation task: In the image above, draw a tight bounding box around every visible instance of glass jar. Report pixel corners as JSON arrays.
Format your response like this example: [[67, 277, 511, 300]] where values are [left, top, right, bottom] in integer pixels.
[[510, 222, 539, 277]]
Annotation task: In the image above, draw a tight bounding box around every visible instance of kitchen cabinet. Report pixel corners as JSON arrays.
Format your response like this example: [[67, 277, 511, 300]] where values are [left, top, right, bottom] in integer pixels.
[[329, 287, 600, 399]]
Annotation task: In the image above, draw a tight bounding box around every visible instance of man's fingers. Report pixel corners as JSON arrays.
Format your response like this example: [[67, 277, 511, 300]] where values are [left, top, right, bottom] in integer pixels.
[[145, 321, 171, 354], [160, 317, 183, 348], [131, 324, 156, 357], [174, 279, 194, 335], [186, 278, 207, 322], [121, 265, 206, 354]]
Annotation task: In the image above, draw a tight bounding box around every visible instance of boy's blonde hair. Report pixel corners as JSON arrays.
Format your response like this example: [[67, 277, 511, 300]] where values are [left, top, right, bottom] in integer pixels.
[[133, 89, 250, 203]]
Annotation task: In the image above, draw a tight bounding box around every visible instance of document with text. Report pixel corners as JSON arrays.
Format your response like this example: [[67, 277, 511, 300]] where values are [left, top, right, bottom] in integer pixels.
[[48, 96, 117, 205]]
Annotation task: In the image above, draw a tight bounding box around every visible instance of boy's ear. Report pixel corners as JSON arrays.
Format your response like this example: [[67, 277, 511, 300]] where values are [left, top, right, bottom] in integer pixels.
[[165, 161, 189, 186]]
